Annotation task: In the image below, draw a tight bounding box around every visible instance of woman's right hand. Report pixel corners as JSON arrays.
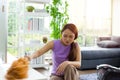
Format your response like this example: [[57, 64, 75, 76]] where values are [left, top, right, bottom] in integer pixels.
[[56, 61, 70, 75]]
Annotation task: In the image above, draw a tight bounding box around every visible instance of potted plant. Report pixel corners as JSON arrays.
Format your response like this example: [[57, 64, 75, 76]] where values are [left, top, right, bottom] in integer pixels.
[[45, 0, 69, 39], [26, 6, 35, 12], [42, 36, 48, 43]]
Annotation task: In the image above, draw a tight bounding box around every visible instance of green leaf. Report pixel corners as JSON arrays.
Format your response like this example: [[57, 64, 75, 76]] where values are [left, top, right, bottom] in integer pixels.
[[45, 0, 69, 39]]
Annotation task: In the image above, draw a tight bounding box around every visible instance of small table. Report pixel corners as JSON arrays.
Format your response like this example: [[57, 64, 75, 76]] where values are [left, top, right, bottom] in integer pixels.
[[0, 64, 48, 80]]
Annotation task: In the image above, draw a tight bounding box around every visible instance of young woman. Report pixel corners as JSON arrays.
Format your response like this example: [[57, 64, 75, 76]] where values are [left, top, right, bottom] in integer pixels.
[[26, 23, 81, 80]]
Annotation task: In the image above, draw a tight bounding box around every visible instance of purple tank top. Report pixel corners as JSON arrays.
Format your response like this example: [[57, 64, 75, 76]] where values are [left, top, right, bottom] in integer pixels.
[[51, 40, 71, 75]]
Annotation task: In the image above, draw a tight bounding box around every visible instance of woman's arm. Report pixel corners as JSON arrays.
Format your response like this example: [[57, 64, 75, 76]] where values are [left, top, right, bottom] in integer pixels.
[[27, 40, 54, 60]]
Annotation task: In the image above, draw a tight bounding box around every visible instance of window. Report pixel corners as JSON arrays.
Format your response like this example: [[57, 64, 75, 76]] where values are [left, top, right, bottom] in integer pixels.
[[8, 0, 112, 57], [85, 0, 111, 36], [8, 0, 50, 59], [8, 0, 19, 57], [68, 0, 112, 46]]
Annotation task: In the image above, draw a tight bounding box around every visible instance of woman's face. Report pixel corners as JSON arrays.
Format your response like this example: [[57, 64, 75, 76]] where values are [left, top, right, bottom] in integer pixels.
[[61, 29, 75, 46]]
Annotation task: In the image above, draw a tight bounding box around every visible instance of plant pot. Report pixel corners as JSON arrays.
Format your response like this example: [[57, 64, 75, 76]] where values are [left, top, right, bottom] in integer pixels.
[[26, 6, 34, 12], [42, 37, 48, 43]]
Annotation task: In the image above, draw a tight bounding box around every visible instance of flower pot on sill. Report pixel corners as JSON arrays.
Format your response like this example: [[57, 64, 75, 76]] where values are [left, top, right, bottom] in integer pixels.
[[42, 37, 48, 43]]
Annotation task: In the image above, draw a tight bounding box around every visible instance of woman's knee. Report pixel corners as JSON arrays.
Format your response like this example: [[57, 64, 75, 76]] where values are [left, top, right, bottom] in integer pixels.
[[64, 64, 78, 74]]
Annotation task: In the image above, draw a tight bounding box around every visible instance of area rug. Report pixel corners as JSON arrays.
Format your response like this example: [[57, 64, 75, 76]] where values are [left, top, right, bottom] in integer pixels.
[[79, 73, 98, 80]]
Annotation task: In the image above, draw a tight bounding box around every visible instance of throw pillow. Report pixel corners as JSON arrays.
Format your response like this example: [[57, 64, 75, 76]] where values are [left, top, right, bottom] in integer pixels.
[[111, 36, 120, 44], [98, 37, 111, 41], [97, 40, 120, 48]]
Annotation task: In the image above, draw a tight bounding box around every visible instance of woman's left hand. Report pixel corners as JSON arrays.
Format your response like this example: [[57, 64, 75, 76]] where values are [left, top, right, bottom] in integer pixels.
[[56, 61, 70, 75]]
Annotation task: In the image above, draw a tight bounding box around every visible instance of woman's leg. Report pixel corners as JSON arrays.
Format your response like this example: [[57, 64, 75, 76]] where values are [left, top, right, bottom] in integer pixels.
[[64, 64, 79, 80], [50, 75, 63, 80]]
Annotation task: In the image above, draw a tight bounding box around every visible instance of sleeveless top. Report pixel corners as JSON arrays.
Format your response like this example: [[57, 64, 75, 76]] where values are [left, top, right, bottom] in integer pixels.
[[51, 40, 71, 75]]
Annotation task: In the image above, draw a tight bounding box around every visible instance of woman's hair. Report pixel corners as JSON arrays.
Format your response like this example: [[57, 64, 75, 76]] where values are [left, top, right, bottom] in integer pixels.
[[61, 23, 78, 40], [61, 23, 78, 61]]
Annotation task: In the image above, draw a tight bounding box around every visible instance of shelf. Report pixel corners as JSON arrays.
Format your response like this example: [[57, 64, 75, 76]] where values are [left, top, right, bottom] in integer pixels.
[[30, 63, 50, 68], [19, 42, 43, 48], [23, 30, 50, 34], [24, 43, 43, 48], [18, 0, 50, 69], [25, 0, 50, 4], [25, 12, 49, 17]]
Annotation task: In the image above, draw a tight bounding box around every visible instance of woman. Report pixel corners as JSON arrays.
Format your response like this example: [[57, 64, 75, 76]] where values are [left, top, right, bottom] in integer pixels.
[[26, 23, 81, 80]]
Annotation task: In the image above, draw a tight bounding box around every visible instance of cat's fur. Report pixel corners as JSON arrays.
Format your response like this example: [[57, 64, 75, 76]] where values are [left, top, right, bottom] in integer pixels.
[[5, 57, 29, 80]]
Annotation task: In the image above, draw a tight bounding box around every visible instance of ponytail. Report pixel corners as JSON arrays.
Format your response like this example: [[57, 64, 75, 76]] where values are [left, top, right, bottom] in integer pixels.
[[68, 42, 77, 61]]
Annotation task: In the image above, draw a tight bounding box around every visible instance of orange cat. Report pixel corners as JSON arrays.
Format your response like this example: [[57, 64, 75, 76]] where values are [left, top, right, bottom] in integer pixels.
[[5, 57, 29, 80]]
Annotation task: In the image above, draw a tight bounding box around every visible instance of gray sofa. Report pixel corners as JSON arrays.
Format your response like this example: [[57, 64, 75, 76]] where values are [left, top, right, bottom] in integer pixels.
[[79, 36, 120, 70], [80, 47, 120, 70]]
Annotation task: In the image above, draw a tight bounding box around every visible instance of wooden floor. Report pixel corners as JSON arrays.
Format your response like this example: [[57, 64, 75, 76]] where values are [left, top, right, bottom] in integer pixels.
[[34, 66, 96, 78]]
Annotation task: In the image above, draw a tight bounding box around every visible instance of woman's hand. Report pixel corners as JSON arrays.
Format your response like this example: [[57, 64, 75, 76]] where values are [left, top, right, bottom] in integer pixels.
[[24, 56, 31, 61], [56, 61, 70, 75]]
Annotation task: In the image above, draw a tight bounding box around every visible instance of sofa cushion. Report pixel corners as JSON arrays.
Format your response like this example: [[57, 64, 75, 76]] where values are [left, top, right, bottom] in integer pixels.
[[97, 36, 111, 41], [80, 47, 120, 70], [97, 40, 120, 48], [81, 47, 120, 60], [111, 36, 120, 44]]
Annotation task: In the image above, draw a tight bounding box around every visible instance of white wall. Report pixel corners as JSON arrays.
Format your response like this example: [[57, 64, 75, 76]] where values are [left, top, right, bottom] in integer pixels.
[[112, 0, 120, 36]]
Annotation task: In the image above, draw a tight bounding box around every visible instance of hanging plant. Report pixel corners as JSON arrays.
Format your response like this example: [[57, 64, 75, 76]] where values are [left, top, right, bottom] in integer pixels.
[[45, 0, 69, 39]]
